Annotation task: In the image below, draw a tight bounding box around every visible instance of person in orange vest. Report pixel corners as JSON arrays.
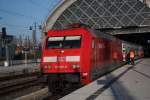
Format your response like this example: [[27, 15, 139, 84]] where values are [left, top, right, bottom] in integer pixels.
[[130, 50, 135, 65]]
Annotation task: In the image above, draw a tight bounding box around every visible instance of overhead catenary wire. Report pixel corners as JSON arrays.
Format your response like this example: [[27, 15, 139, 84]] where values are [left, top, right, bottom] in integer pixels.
[[0, 8, 40, 20], [0, 0, 61, 32], [27, 0, 61, 24], [0, 23, 29, 29], [27, 0, 50, 11]]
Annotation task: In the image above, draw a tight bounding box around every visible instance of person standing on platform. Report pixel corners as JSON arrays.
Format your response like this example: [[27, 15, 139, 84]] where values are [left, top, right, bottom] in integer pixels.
[[130, 50, 135, 65]]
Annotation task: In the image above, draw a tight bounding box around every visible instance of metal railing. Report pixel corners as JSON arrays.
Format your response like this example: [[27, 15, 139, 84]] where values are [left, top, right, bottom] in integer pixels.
[[0, 59, 41, 66]]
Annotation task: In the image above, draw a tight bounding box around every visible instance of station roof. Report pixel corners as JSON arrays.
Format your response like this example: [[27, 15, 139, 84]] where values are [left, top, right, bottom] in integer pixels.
[[44, 0, 150, 34]]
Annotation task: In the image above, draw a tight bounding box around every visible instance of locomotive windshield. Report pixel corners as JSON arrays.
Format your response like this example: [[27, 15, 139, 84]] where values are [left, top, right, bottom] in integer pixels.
[[46, 36, 81, 49]]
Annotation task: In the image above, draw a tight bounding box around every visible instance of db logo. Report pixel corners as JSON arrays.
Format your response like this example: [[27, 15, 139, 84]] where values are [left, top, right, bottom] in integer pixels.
[[57, 57, 66, 62]]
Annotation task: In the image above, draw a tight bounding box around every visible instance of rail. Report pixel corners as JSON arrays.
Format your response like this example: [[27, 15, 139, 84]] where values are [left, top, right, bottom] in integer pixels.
[[0, 75, 41, 95]]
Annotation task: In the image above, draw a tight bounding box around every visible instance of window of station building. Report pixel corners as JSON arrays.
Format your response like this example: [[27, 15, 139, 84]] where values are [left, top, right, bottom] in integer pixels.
[[46, 36, 81, 49]]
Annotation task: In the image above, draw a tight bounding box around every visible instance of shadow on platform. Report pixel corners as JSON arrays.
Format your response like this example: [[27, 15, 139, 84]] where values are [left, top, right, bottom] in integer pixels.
[[132, 69, 150, 79], [85, 60, 143, 100]]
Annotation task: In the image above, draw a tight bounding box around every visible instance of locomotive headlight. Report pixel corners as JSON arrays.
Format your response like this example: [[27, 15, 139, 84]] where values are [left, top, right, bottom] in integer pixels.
[[44, 65, 51, 69], [47, 65, 51, 69], [44, 65, 48, 69], [82, 72, 88, 76], [72, 64, 80, 69]]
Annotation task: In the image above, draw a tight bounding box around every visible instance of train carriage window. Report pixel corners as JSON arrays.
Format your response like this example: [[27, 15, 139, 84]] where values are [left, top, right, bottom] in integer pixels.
[[46, 36, 81, 49]]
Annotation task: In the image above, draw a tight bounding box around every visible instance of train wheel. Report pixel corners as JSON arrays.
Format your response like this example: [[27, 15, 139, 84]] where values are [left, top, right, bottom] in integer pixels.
[[47, 74, 65, 93], [47, 74, 57, 93]]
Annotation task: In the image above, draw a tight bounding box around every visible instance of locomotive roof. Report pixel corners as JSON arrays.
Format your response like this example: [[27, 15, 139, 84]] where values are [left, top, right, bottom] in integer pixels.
[[47, 28, 86, 35], [47, 27, 121, 42], [89, 28, 120, 42]]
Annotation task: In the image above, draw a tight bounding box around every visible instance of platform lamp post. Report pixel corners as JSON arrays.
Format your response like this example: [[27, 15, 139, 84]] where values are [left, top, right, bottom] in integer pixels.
[[0, 18, 7, 66], [0, 18, 7, 67], [1, 27, 9, 67], [29, 22, 42, 62]]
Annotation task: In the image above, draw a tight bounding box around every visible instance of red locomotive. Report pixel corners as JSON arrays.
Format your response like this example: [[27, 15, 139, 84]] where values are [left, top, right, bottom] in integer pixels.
[[40, 25, 143, 92]]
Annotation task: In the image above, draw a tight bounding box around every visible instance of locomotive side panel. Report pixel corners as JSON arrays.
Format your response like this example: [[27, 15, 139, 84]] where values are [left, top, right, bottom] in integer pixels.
[[89, 37, 106, 80], [89, 30, 124, 81], [80, 30, 92, 84]]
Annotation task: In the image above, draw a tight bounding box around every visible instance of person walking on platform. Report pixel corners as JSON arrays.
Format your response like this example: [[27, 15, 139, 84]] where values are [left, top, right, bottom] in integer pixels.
[[130, 50, 135, 65], [126, 53, 130, 64]]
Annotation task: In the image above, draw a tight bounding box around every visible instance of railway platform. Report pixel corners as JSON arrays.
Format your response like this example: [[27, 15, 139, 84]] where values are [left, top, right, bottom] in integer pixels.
[[0, 63, 40, 78], [60, 58, 150, 100]]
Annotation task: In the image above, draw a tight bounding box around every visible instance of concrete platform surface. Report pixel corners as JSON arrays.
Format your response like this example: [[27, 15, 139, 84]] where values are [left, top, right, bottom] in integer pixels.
[[60, 59, 150, 100]]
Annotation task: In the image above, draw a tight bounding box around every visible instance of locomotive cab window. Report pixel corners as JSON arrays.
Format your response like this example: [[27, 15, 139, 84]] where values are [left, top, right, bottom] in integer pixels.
[[46, 36, 81, 49], [64, 36, 81, 48], [46, 36, 64, 49]]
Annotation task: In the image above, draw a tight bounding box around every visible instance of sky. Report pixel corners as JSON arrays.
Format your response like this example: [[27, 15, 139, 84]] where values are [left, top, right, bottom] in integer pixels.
[[0, 0, 60, 41]]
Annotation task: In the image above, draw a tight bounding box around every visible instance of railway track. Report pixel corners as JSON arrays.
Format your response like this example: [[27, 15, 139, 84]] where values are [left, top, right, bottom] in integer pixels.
[[0, 72, 40, 81], [44, 84, 81, 100], [0, 72, 43, 95], [14, 63, 127, 100], [15, 83, 81, 100]]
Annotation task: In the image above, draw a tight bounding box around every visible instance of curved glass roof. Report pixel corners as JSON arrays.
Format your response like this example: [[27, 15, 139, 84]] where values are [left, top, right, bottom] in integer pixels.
[[52, 0, 150, 29]]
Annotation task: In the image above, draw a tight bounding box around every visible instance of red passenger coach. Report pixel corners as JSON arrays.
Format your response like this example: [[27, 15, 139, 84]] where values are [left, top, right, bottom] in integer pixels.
[[41, 27, 128, 92]]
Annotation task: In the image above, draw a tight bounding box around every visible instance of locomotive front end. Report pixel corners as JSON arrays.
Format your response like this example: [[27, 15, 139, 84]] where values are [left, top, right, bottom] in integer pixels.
[[41, 35, 82, 74]]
